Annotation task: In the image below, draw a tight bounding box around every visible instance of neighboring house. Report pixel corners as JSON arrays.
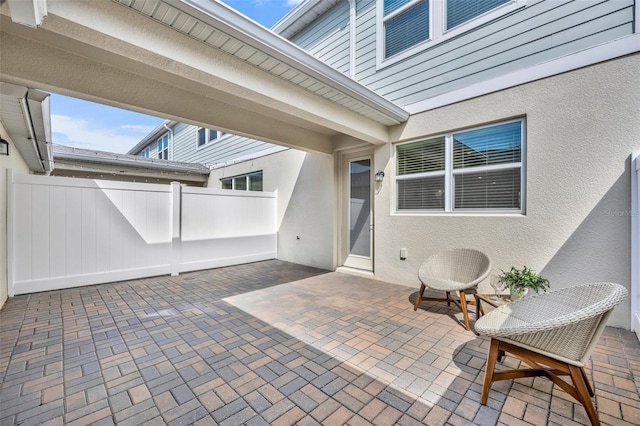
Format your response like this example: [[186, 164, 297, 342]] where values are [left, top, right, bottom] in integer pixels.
[[52, 144, 210, 186], [1, 0, 639, 333], [127, 120, 287, 172]]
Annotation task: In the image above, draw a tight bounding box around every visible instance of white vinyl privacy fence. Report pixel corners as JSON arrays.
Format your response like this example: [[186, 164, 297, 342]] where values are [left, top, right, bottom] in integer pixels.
[[7, 171, 276, 296]]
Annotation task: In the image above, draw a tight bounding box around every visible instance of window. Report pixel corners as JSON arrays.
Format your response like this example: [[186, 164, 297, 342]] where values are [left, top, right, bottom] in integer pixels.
[[383, 0, 430, 59], [197, 128, 222, 147], [446, 0, 511, 30], [157, 134, 169, 160], [396, 119, 524, 212], [379, 0, 522, 66], [141, 147, 150, 158], [221, 171, 263, 191]]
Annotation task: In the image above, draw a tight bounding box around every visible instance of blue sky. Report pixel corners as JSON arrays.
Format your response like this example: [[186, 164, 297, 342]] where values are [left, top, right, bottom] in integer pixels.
[[50, 0, 300, 154]]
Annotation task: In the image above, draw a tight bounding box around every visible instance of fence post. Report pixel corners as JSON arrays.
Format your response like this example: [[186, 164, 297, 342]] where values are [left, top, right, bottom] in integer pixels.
[[632, 152, 639, 338], [170, 182, 182, 276]]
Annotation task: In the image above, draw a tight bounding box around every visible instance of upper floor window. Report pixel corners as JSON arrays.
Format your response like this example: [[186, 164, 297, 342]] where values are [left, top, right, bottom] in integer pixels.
[[157, 134, 169, 160], [395, 119, 524, 213], [141, 147, 150, 158], [378, 0, 523, 68], [197, 128, 222, 148], [221, 171, 263, 191]]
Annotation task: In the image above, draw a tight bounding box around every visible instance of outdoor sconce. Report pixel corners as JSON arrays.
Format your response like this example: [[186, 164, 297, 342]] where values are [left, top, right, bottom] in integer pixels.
[[375, 170, 385, 182], [0, 138, 8, 156]]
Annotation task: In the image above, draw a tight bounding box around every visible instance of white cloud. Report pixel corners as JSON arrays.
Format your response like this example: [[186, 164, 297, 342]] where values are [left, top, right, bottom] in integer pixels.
[[285, 0, 303, 6], [51, 114, 142, 154], [120, 124, 156, 134]]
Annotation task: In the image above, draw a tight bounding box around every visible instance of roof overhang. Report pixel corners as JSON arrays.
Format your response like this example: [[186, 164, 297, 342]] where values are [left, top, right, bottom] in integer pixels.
[[127, 119, 177, 155], [272, 0, 340, 39], [52, 144, 210, 184], [0, 0, 409, 155], [0, 82, 54, 173]]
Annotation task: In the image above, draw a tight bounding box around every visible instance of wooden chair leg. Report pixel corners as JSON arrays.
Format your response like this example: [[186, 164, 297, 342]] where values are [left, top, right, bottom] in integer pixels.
[[414, 283, 426, 311], [446, 291, 451, 306], [569, 365, 600, 426], [459, 290, 470, 330], [481, 338, 501, 405], [580, 367, 595, 397]]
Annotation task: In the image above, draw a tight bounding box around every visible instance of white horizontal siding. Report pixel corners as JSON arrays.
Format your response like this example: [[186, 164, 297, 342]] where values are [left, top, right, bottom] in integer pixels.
[[291, 1, 351, 75], [171, 122, 196, 162], [354, 0, 635, 106]]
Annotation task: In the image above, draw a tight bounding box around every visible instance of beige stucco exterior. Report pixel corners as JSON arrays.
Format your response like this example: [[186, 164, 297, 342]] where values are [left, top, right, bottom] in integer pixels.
[[372, 54, 640, 328], [0, 121, 30, 309], [208, 149, 336, 271]]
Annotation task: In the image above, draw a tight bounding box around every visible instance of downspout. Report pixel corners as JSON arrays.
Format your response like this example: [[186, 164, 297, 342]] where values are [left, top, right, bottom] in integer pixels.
[[18, 96, 46, 173], [163, 122, 174, 160], [348, 0, 356, 79]]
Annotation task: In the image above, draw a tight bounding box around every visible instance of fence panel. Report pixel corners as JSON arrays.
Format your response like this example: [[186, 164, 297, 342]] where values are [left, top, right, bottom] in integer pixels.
[[180, 187, 277, 273], [8, 172, 277, 296]]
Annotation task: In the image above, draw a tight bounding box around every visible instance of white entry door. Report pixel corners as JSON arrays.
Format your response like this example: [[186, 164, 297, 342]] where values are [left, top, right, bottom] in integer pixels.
[[343, 154, 373, 272]]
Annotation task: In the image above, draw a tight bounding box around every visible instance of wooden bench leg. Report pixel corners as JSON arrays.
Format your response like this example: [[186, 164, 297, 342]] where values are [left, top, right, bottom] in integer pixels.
[[414, 283, 426, 311], [481, 338, 501, 404]]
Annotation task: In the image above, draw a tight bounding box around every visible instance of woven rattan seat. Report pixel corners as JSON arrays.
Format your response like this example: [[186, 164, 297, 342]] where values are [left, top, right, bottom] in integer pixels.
[[475, 282, 627, 426], [414, 248, 491, 330]]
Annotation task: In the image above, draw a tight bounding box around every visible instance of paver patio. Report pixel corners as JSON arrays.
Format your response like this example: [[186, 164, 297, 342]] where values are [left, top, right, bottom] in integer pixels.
[[0, 260, 638, 425]]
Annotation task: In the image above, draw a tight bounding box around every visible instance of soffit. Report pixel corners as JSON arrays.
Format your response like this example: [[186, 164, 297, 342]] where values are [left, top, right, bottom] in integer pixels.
[[0, 84, 47, 172], [272, 0, 341, 39], [112, 0, 408, 127]]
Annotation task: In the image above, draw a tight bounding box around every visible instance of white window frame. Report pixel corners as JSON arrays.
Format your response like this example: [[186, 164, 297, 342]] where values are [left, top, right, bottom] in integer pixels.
[[377, 0, 526, 69], [196, 128, 225, 150], [221, 171, 264, 191], [157, 133, 169, 160], [394, 118, 526, 214]]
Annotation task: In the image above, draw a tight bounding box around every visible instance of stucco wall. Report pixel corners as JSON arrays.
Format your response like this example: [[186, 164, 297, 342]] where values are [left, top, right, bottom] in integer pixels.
[[0, 121, 30, 310], [207, 149, 335, 271], [374, 54, 640, 328]]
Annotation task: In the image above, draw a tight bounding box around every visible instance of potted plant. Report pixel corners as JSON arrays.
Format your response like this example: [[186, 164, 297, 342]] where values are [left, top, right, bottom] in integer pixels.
[[498, 266, 549, 300]]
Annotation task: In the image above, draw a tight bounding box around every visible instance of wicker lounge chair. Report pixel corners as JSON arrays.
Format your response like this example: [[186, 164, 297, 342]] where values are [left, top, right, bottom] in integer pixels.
[[414, 248, 491, 331], [475, 282, 627, 426]]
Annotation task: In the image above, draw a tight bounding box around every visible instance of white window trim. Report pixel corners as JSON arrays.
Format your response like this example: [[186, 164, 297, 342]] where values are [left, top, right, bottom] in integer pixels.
[[394, 118, 526, 214], [157, 133, 169, 160], [377, 0, 526, 70], [196, 128, 226, 150], [221, 170, 263, 191]]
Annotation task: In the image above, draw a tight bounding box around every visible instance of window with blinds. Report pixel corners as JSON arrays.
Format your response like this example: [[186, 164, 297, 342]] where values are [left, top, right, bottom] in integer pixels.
[[379, 0, 521, 67], [446, 0, 511, 30], [396, 119, 524, 212], [384, 0, 430, 59]]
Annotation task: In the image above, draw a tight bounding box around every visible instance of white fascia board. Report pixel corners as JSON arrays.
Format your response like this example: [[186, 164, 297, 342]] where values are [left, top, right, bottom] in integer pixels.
[[26, 89, 54, 172], [7, 0, 47, 28], [404, 34, 640, 114], [271, 0, 319, 34], [127, 119, 177, 155], [177, 0, 409, 124]]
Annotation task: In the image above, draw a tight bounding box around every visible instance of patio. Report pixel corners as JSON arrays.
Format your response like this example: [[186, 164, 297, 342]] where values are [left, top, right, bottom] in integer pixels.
[[0, 260, 638, 426]]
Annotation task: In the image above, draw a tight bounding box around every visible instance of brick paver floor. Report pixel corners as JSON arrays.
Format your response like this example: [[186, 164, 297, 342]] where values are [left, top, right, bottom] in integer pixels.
[[0, 260, 638, 425]]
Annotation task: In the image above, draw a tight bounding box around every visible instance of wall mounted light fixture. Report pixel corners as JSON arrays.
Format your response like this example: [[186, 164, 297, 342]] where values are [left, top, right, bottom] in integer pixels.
[[375, 170, 385, 182], [0, 138, 9, 156]]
